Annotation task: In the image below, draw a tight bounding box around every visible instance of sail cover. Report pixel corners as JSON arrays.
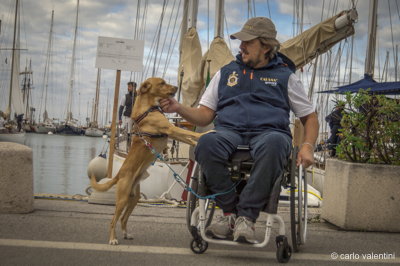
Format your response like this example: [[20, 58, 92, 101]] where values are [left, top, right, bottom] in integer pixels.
[[179, 27, 202, 107], [181, 36, 234, 107], [280, 9, 357, 69]]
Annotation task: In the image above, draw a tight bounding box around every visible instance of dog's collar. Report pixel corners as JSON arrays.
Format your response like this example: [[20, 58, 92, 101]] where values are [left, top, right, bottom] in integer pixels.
[[133, 106, 168, 138]]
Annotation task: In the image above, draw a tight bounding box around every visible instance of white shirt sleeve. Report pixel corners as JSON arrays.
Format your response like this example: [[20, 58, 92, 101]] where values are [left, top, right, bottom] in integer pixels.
[[198, 70, 221, 111], [120, 95, 126, 106], [287, 73, 315, 117]]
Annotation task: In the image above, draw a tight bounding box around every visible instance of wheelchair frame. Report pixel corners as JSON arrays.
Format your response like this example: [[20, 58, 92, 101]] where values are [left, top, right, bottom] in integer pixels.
[[186, 146, 308, 263]]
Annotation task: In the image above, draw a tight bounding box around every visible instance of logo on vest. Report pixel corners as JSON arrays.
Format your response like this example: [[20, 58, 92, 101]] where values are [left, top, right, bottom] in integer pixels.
[[260, 77, 278, 86], [227, 71, 239, 87]]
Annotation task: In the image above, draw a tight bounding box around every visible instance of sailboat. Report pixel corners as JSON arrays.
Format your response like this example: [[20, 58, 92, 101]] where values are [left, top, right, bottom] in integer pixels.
[[37, 10, 56, 134], [21, 59, 37, 133], [85, 68, 104, 137], [56, 0, 84, 136], [0, 0, 26, 144]]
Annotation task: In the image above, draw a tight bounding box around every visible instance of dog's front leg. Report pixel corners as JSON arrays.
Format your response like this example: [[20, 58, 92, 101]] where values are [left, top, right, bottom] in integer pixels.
[[165, 126, 204, 146]]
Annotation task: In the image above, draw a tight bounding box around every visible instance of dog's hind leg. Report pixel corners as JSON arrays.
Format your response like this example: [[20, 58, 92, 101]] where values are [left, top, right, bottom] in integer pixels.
[[121, 184, 140, 240], [109, 182, 131, 245]]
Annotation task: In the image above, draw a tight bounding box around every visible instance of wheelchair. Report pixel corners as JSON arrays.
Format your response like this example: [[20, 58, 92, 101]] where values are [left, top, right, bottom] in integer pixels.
[[186, 145, 308, 263]]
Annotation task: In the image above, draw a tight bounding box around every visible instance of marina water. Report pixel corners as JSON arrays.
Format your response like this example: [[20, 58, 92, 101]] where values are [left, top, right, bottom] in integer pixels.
[[25, 133, 106, 196]]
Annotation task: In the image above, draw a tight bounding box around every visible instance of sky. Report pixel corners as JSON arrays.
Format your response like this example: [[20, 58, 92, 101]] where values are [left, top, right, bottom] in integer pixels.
[[0, 0, 399, 126]]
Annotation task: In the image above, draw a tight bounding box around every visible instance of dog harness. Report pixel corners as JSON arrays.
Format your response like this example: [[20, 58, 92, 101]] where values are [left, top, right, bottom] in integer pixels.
[[132, 105, 168, 138]]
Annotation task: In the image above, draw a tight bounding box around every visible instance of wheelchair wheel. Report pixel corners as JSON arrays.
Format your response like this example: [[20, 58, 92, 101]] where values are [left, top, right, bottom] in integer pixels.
[[289, 148, 308, 252], [276, 235, 292, 263], [190, 238, 208, 254], [186, 163, 215, 237]]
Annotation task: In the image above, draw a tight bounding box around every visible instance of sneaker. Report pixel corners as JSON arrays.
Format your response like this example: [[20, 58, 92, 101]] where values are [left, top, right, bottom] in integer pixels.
[[206, 213, 236, 239], [233, 216, 258, 244]]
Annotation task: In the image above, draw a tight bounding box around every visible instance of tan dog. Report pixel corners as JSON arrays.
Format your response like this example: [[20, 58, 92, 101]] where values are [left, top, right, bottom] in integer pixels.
[[90, 77, 205, 245]]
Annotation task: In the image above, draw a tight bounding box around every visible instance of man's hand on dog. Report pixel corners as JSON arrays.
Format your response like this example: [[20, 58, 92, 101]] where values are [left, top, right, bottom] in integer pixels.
[[160, 98, 180, 113]]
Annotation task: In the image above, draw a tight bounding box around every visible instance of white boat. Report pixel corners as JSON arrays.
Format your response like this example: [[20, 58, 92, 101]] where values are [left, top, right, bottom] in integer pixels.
[[36, 118, 56, 134], [85, 127, 104, 137]]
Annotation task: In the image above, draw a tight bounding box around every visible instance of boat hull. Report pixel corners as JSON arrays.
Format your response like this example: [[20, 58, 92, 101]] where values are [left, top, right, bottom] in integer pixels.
[[85, 127, 104, 137], [36, 125, 56, 134], [56, 124, 84, 135]]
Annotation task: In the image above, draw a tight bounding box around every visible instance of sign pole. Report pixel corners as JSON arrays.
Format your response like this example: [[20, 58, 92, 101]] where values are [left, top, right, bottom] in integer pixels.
[[107, 69, 121, 178]]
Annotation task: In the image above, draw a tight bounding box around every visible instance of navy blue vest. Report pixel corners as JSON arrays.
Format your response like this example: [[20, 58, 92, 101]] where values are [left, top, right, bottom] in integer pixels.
[[215, 54, 293, 136]]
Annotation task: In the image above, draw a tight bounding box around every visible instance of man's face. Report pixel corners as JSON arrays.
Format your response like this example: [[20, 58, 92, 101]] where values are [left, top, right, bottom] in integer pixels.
[[239, 38, 270, 68], [128, 84, 134, 92]]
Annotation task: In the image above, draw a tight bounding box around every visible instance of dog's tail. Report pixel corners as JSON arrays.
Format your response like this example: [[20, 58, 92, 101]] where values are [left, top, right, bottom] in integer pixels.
[[90, 173, 119, 192]]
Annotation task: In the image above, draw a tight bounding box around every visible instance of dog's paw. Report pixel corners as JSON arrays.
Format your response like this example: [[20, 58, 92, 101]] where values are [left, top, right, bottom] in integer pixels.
[[109, 239, 119, 245]]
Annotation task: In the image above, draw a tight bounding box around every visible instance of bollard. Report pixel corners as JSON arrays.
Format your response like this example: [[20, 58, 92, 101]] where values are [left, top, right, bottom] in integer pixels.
[[0, 142, 34, 213]]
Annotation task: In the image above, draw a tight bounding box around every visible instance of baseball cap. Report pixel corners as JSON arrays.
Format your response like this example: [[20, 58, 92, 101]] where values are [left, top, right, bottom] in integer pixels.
[[230, 17, 277, 41]]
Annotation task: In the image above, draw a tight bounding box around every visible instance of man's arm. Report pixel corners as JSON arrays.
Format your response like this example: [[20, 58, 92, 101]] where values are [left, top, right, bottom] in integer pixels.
[[298, 112, 319, 168], [160, 98, 215, 127], [118, 95, 126, 124], [118, 105, 124, 121]]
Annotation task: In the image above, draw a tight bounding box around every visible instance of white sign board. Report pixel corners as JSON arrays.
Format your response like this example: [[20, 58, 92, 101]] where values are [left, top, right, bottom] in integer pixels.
[[95, 36, 144, 71]]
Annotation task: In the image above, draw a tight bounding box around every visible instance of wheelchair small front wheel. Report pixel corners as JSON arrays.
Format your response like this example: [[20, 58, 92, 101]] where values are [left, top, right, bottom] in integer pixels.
[[190, 238, 208, 254], [276, 236, 292, 263]]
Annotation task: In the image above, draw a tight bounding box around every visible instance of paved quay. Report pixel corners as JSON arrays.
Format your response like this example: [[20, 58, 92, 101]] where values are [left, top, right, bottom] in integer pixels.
[[0, 198, 399, 266]]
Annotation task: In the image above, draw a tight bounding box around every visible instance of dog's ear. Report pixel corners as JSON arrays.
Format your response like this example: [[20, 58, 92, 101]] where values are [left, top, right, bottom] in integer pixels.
[[139, 81, 152, 94]]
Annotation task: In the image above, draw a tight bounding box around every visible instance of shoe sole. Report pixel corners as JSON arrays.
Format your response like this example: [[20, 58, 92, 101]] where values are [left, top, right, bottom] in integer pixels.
[[234, 235, 259, 244]]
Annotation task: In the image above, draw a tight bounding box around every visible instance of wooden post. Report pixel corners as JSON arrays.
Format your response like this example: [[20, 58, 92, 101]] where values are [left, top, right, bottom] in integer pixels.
[[107, 70, 121, 178]]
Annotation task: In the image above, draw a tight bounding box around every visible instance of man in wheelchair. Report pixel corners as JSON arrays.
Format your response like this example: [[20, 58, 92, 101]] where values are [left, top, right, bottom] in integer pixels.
[[161, 17, 318, 244]]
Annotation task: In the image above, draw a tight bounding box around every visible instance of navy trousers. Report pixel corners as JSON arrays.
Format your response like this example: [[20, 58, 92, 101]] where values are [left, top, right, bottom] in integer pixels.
[[195, 127, 292, 221]]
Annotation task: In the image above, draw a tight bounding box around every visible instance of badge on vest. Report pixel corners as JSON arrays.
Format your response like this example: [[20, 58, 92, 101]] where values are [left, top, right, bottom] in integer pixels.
[[227, 71, 239, 87]]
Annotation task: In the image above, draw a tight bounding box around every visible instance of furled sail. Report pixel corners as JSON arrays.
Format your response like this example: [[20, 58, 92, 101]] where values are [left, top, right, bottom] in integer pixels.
[[280, 9, 358, 69], [182, 36, 234, 107], [179, 27, 202, 107]]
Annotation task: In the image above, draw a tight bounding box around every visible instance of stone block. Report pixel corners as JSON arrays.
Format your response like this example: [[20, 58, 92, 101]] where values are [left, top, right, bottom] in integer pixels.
[[322, 158, 400, 232], [0, 142, 34, 213]]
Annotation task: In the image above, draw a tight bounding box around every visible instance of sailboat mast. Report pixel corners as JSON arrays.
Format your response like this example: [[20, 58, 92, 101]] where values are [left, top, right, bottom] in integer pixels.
[[105, 86, 110, 126], [7, 0, 19, 118], [364, 0, 378, 77], [42, 10, 54, 122], [93, 68, 101, 125], [179, 0, 189, 62], [66, 0, 79, 121], [214, 0, 224, 38]]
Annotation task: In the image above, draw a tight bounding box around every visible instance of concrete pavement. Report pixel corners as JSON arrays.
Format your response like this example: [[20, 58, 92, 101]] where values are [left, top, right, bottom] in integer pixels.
[[0, 198, 399, 265]]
